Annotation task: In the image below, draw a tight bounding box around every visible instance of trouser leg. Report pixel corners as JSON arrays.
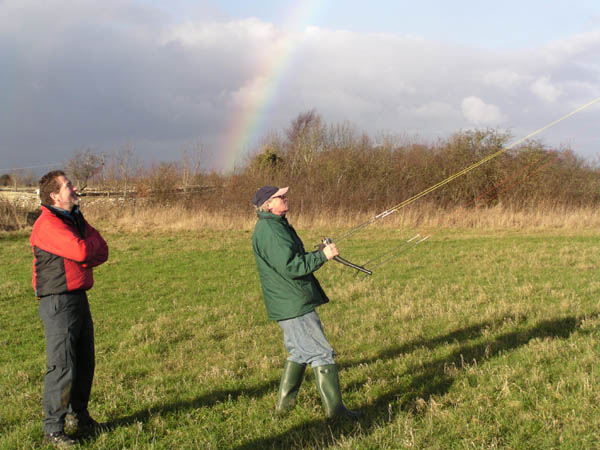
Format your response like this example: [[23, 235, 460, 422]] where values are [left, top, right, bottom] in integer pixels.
[[69, 295, 95, 420], [38, 292, 88, 434], [41, 340, 74, 433], [278, 310, 335, 368], [278, 310, 359, 419]]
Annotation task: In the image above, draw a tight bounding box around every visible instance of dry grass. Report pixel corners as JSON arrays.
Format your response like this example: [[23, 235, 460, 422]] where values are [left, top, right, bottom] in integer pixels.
[[0, 197, 29, 231], [81, 200, 600, 233], [3, 189, 599, 233]]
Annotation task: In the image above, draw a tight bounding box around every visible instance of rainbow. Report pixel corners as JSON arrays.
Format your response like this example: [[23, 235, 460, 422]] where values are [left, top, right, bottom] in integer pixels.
[[217, 1, 325, 172]]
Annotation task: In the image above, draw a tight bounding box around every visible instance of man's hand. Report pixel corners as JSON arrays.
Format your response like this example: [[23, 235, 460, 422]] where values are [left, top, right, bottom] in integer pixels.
[[322, 243, 339, 261]]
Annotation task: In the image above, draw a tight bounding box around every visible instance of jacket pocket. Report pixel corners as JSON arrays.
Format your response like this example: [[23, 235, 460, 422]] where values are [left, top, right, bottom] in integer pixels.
[[293, 277, 317, 300], [38, 294, 60, 319], [45, 327, 70, 368]]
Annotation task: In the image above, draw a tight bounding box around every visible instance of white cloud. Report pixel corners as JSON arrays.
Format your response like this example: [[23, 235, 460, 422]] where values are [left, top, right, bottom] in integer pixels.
[[412, 102, 461, 121], [461, 97, 507, 125], [540, 31, 600, 66], [160, 18, 278, 47], [480, 69, 530, 90], [531, 76, 561, 102]]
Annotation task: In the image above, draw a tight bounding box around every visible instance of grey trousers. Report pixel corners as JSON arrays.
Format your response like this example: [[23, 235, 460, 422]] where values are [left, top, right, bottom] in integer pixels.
[[38, 291, 95, 434], [278, 310, 335, 368]]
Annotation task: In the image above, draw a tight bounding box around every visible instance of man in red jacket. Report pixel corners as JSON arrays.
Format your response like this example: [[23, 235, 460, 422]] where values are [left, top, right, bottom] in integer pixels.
[[30, 170, 108, 448]]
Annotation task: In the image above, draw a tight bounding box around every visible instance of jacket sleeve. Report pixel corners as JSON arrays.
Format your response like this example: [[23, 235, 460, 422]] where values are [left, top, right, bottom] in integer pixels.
[[262, 224, 327, 278], [34, 217, 108, 266], [81, 223, 109, 267]]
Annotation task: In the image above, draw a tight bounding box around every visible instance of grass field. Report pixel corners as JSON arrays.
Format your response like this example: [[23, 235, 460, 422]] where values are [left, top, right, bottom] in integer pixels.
[[1, 225, 599, 449]]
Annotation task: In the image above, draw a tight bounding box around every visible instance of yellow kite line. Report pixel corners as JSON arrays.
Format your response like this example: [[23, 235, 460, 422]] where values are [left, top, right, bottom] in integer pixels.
[[335, 96, 600, 243]]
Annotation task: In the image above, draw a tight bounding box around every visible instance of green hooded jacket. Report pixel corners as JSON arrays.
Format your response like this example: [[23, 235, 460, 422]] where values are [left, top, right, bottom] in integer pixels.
[[252, 210, 329, 321]]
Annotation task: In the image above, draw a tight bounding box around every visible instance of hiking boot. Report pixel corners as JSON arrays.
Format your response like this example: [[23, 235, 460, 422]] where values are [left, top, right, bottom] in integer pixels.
[[42, 431, 76, 448], [65, 414, 107, 435]]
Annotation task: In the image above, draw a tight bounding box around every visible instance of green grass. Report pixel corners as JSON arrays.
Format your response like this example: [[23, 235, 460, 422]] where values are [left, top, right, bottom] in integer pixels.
[[1, 227, 600, 449]]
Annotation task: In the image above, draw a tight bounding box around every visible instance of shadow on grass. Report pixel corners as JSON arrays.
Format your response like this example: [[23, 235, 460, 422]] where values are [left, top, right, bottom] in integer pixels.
[[233, 315, 584, 450], [100, 379, 280, 430], [96, 314, 586, 449], [342, 314, 519, 370]]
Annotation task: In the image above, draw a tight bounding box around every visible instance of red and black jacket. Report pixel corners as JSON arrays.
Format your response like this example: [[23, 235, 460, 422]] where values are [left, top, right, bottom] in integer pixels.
[[31, 205, 109, 298]]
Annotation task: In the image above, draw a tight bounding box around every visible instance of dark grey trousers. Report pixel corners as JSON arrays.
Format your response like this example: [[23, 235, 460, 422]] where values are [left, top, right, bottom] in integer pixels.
[[38, 291, 95, 434]]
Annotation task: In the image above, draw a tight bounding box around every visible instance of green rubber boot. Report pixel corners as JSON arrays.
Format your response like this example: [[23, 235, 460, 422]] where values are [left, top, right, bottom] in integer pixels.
[[275, 361, 307, 413], [314, 364, 360, 419]]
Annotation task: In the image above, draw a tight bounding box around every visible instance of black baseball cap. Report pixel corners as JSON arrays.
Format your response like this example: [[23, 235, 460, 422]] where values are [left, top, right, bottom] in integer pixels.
[[252, 186, 288, 207]]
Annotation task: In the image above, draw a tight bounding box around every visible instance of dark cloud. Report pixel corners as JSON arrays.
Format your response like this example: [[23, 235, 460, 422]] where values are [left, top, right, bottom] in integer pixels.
[[1, 1, 598, 173]]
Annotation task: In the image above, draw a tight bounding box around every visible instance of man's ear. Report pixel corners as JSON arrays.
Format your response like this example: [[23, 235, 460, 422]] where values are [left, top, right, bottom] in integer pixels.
[[49, 191, 58, 203]]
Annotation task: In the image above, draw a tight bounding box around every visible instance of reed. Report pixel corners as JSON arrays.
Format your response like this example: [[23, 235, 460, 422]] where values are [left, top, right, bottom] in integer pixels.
[[0, 197, 27, 231], [81, 200, 600, 233]]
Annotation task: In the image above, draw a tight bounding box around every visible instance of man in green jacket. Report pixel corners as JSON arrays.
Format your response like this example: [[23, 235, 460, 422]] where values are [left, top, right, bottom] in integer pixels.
[[251, 185, 359, 419]]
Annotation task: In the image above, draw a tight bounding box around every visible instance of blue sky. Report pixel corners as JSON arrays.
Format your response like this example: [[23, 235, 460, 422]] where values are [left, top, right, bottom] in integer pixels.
[[215, 0, 599, 48], [1, 0, 599, 173], [156, 0, 600, 48]]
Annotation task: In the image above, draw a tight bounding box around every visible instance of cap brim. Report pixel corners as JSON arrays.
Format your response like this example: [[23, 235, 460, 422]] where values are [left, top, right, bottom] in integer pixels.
[[268, 186, 288, 200]]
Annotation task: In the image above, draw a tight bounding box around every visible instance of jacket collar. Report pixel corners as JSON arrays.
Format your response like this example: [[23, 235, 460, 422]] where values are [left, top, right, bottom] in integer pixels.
[[41, 204, 86, 236], [257, 210, 287, 222], [43, 204, 75, 219]]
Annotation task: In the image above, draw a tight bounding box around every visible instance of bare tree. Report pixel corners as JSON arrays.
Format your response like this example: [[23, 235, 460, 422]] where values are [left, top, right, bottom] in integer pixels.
[[115, 144, 138, 198], [66, 149, 103, 192], [9, 169, 23, 191], [181, 142, 205, 192], [285, 109, 325, 172], [21, 170, 37, 187], [286, 109, 321, 143], [98, 152, 108, 188]]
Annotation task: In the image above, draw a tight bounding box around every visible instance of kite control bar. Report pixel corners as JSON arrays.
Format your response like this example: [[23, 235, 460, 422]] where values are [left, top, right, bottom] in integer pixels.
[[322, 237, 372, 275]]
